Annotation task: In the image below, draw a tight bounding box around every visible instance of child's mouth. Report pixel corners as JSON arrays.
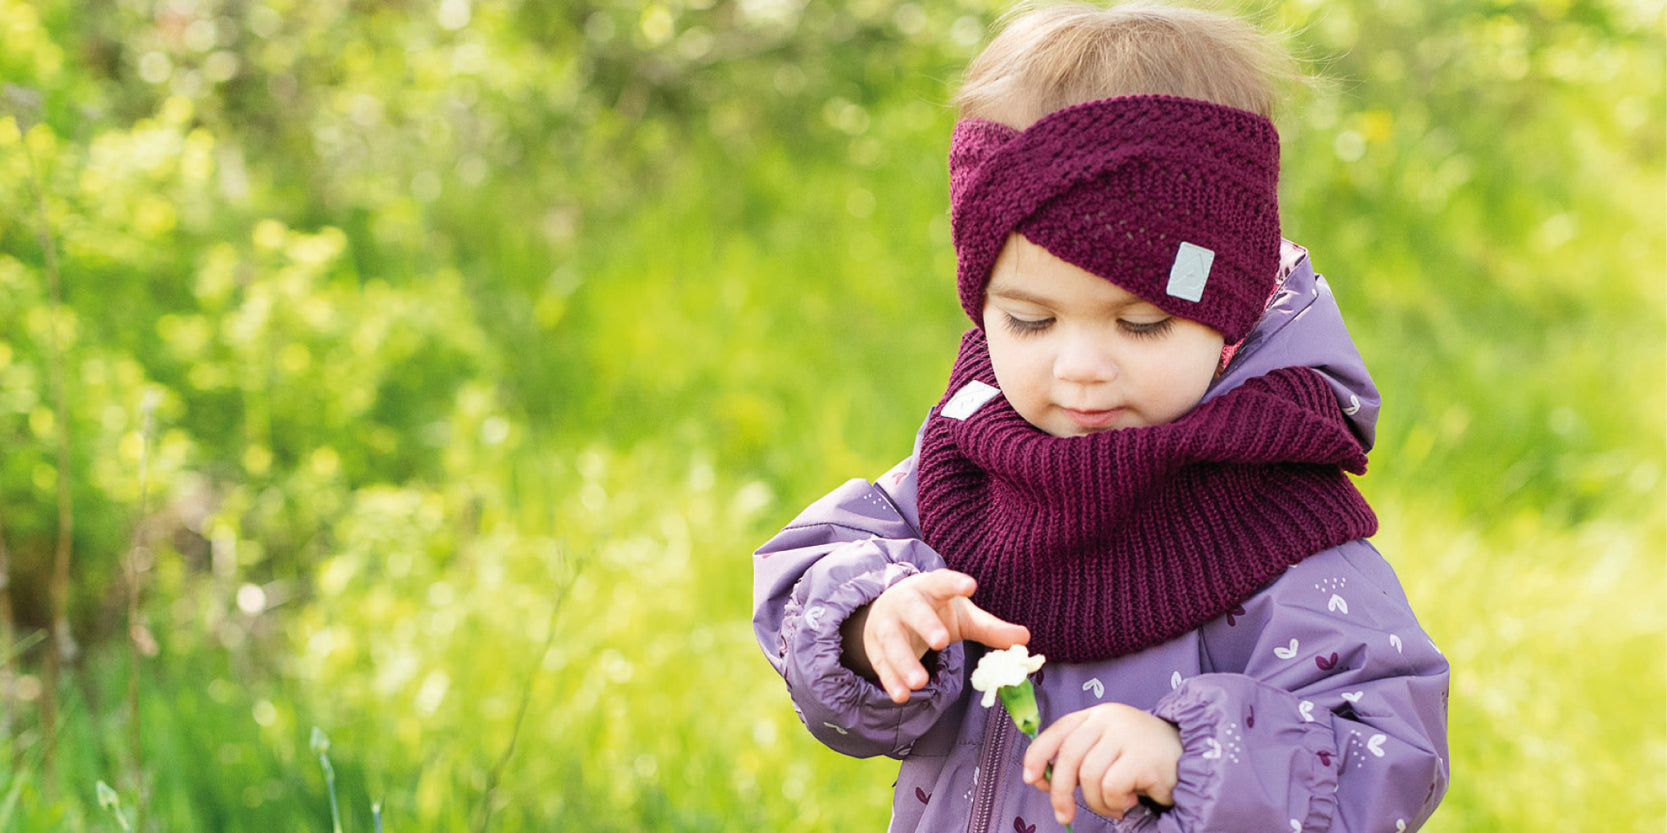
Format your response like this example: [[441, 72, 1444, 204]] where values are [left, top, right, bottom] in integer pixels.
[[1061, 407, 1124, 430]]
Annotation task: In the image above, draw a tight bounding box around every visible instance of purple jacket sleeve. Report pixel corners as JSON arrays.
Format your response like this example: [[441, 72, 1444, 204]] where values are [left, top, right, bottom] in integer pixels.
[[752, 448, 966, 759], [1149, 542, 1450, 833]]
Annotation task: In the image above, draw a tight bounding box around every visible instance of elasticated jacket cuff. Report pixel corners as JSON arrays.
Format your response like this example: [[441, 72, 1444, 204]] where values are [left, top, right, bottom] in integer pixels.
[[1153, 674, 1338, 832], [782, 560, 965, 758]]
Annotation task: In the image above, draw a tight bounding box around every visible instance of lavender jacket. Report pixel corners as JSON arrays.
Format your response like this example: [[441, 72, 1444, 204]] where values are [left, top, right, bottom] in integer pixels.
[[753, 244, 1450, 833]]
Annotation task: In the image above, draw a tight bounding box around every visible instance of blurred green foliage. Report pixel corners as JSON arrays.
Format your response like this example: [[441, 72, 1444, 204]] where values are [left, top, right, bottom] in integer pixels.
[[0, 0, 1662, 830]]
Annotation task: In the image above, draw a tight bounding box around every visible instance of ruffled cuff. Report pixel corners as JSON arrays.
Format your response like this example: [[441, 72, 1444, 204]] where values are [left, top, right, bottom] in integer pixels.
[[782, 561, 965, 758], [1152, 674, 1338, 833]]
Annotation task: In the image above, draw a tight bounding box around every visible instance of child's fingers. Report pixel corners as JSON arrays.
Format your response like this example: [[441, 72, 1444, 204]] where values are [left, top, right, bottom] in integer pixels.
[[1097, 753, 1160, 817], [1103, 741, 1178, 809], [1075, 737, 1125, 819], [1022, 710, 1087, 784], [868, 652, 911, 704], [862, 632, 902, 702], [1088, 748, 1151, 821], [1088, 781, 1140, 822], [1019, 711, 1096, 824], [867, 620, 927, 703], [894, 591, 953, 651], [1143, 777, 1176, 808], [1021, 705, 1181, 821], [1045, 753, 1082, 825], [912, 568, 979, 602], [1046, 721, 1106, 825], [955, 600, 1030, 650]]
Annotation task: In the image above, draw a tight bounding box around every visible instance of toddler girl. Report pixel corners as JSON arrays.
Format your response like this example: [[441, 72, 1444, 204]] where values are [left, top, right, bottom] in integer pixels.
[[753, 3, 1450, 831]]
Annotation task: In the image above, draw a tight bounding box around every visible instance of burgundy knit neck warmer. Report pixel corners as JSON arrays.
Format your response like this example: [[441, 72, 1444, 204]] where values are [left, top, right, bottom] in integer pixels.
[[917, 330, 1378, 663]]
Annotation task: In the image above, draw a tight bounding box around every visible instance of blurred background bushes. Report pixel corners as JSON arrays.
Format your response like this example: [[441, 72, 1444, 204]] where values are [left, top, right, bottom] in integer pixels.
[[0, 0, 1662, 830]]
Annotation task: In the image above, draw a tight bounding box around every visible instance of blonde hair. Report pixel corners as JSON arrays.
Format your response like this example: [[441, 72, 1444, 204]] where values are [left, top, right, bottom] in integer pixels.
[[954, 1, 1301, 128]]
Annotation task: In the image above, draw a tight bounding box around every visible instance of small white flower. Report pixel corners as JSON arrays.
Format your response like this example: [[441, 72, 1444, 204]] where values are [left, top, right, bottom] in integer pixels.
[[970, 645, 1045, 708]]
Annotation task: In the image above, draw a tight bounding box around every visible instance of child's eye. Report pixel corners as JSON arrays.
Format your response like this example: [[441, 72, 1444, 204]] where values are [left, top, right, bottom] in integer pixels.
[[1120, 318, 1174, 339], [1002, 313, 1053, 336]]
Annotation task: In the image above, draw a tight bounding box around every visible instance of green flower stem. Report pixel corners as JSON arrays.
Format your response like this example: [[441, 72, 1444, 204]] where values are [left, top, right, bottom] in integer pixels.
[[997, 681, 1071, 831], [997, 680, 1041, 737]]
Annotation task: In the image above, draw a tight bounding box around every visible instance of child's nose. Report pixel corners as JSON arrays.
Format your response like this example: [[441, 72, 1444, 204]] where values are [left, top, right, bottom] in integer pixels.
[[1053, 331, 1117, 384]]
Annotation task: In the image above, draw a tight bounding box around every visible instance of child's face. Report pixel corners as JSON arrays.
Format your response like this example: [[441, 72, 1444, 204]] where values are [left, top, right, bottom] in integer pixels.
[[982, 235, 1226, 437]]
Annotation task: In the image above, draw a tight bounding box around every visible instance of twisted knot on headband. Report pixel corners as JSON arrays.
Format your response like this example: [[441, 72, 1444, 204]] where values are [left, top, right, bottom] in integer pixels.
[[949, 95, 1282, 343]]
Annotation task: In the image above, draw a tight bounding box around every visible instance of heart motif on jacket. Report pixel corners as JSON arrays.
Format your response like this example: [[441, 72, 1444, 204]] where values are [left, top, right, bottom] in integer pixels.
[[1367, 733, 1387, 757]]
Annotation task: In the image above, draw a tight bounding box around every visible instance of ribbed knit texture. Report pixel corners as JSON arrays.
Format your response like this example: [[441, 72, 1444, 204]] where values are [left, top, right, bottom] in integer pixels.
[[917, 329, 1379, 663], [950, 96, 1281, 344]]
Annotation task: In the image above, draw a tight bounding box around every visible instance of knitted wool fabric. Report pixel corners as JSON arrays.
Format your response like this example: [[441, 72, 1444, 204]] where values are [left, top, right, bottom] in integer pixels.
[[950, 95, 1281, 344], [916, 330, 1379, 663]]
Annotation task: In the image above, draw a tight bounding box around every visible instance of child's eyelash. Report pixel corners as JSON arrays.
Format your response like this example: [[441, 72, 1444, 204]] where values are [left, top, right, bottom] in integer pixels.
[[1002, 314, 1053, 336], [1000, 314, 1174, 339], [1121, 318, 1174, 339]]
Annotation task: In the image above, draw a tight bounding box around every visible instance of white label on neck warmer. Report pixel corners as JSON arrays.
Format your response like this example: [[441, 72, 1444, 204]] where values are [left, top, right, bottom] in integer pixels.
[[941, 380, 1000, 421], [1167, 242, 1215, 302]]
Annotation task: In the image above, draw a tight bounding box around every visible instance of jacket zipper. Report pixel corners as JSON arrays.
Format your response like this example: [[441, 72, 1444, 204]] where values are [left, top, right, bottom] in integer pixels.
[[970, 704, 1014, 833]]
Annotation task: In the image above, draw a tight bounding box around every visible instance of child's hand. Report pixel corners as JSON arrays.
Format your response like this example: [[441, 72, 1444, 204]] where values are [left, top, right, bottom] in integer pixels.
[[1021, 703, 1182, 826], [841, 569, 1029, 704]]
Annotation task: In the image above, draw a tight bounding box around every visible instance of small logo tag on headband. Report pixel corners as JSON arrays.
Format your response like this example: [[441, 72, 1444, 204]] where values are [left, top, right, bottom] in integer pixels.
[[1166, 242, 1215, 303], [941, 380, 1000, 421]]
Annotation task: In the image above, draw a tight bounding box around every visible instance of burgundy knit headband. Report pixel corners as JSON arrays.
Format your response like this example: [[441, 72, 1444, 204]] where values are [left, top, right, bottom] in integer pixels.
[[949, 95, 1282, 344]]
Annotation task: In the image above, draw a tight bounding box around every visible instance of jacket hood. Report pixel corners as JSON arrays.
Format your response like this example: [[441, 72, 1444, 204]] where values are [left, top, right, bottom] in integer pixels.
[[1204, 240, 1380, 450]]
